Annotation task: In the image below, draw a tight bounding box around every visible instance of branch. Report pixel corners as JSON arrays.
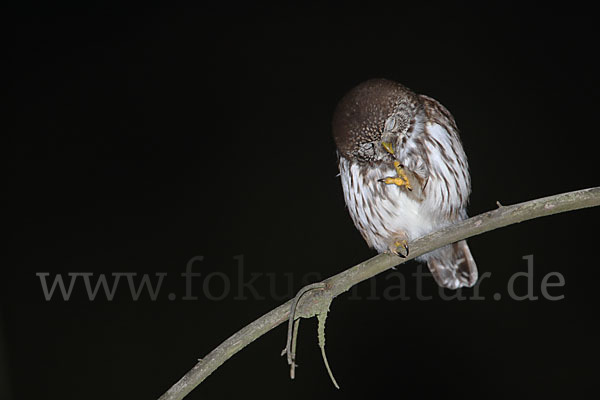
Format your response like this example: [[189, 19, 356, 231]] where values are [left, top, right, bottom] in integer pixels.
[[157, 187, 600, 400]]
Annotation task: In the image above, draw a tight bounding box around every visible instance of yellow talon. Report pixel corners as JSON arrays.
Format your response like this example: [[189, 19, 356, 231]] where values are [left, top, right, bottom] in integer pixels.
[[393, 161, 412, 190], [392, 239, 409, 257], [381, 177, 406, 186], [379, 161, 412, 190], [394, 239, 408, 249], [380, 142, 412, 190]]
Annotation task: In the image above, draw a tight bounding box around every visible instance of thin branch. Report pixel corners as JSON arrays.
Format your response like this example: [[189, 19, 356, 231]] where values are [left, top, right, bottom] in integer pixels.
[[157, 187, 600, 400]]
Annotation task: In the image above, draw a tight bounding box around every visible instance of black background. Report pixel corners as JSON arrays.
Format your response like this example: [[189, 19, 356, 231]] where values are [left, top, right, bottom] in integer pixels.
[[5, 2, 599, 399]]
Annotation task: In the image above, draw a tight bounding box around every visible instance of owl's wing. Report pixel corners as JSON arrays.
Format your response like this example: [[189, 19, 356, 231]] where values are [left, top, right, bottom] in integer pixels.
[[419, 94, 459, 134], [417, 93, 471, 212], [409, 155, 430, 192], [398, 94, 458, 195]]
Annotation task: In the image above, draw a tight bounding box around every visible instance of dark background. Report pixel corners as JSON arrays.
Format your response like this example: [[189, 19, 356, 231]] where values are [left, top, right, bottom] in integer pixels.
[[5, 2, 599, 399]]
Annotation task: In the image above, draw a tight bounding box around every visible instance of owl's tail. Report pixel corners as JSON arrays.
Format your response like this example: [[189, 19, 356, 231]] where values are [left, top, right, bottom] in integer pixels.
[[426, 240, 478, 290]]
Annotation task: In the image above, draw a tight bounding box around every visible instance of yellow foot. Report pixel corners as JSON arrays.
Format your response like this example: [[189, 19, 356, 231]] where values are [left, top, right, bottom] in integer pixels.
[[379, 161, 413, 191], [392, 161, 412, 190], [389, 239, 409, 258], [379, 176, 408, 186]]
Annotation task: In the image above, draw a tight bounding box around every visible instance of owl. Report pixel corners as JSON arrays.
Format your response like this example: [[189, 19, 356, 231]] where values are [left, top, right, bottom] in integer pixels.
[[332, 79, 477, 289]]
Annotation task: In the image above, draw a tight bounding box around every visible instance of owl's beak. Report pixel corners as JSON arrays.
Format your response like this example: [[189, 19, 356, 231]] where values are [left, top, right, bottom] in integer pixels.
[[381, 142, 395, 155]]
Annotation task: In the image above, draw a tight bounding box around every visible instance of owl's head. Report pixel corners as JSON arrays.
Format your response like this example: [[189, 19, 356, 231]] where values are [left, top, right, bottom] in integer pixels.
[[332, 78, 420, 163]]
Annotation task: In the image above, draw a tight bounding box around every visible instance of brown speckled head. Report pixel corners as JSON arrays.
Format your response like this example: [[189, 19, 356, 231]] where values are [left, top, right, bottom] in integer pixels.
[[332, 79, 420, 162]]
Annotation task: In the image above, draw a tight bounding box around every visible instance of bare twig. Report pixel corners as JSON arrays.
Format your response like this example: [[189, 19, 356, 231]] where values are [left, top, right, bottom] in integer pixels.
[[157, 187, 600, 400]]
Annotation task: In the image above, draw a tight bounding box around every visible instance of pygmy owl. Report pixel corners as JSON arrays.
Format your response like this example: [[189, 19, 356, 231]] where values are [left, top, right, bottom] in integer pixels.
[[332, 79, 477, 289]]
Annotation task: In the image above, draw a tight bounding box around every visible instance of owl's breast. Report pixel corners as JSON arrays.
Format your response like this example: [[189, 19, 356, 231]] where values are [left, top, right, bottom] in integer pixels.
[[338, 156, 454, 253]]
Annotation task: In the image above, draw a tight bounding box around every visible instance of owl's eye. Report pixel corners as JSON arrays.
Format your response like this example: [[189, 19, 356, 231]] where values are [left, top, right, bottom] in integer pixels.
[[384, 116, 398, 132], [357, 142, 375, 159]]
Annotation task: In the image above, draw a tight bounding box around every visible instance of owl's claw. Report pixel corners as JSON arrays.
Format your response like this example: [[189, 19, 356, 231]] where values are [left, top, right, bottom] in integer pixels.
[[379, 142, 413, 190], [389, 239, 409, 258], [378, 176, 410, 189], [392, 161, 412, 190], [379, 161, 413, 191]]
